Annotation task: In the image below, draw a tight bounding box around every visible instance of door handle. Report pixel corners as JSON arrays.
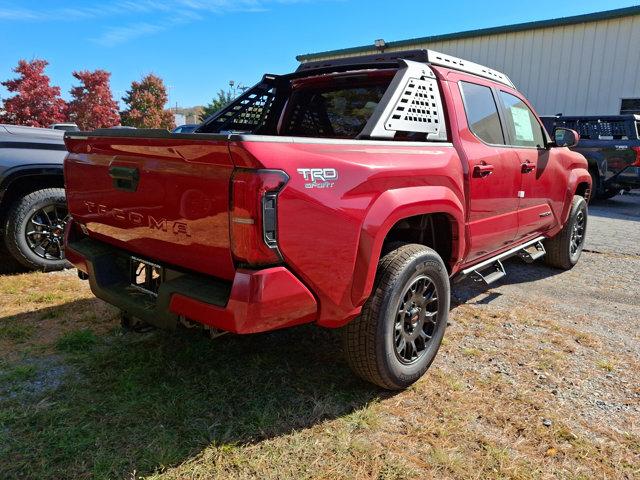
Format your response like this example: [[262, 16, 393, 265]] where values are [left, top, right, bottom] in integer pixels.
[[521, 161, 536, 174], [473, 163, 494, 178], [108, 166, 139, 192]]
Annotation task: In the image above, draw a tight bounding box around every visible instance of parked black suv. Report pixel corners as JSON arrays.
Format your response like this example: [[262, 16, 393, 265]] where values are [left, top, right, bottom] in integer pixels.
[[0, 125, 69, 271]]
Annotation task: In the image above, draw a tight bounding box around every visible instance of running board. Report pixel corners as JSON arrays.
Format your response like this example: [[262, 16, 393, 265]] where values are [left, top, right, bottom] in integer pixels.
[[471, 259, 506, 284], [517, 241, 546, 264], [462, 236, 546, 285]]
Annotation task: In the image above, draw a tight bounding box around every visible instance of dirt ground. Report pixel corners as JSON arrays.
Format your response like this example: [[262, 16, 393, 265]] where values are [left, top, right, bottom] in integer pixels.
[[0, 192, 639, 479], [451, 191, 640, 436]]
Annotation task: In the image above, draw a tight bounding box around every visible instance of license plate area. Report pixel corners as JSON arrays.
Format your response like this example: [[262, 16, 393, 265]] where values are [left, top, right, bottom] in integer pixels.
[[130, 256, 164, 296]]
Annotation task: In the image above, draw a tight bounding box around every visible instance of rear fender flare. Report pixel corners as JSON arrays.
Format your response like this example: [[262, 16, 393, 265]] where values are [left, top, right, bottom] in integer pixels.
[[350, 186, 465, 308], [0, 164, 64, 205]]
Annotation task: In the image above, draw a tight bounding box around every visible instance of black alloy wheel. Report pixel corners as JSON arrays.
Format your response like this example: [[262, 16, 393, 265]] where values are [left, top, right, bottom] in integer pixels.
[[394, 275, 439, 364], [25, 203, 68, 261]]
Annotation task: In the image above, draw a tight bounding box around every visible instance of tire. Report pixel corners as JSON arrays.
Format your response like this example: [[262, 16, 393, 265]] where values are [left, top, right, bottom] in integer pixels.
[[342, 244, 450, 390], [3, 188, 70, 272], [544, 195, 588, 270], [0, 242, 26, 274], [120, 311, 155, 333], [587, 167, 600, 203]]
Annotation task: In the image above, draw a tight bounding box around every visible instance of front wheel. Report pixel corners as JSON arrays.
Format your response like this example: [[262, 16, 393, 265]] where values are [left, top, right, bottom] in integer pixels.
[[544, 195, 588, 270], [342, 244, 450, 390]]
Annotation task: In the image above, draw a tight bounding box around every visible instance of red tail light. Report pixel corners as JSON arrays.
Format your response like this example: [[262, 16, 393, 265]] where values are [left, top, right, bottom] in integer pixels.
[[230, 169, 289, 266], [632, 146, 640, 167]]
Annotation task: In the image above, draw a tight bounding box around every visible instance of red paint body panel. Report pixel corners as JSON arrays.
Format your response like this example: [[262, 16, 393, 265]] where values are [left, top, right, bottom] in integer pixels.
[[231, 140, 465, 327], [64, 137, 236, 280], [63, 65, 590, 334], [169, 267, 317, 334]]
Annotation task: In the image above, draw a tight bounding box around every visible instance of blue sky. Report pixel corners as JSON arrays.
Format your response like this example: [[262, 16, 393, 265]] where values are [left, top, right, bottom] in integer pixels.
[[0, 0, 638, 108]]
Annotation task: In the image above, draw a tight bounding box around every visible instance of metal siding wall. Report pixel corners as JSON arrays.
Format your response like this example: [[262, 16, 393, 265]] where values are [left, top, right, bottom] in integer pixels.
[[310, 16, 640, 115]]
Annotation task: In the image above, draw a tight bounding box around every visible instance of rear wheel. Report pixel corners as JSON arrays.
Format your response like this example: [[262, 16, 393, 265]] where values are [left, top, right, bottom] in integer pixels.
[[3, 188, 70, 271], [587, 167, 600, 203], [342, 244, 450, 390], [544, 195, 588, 270]]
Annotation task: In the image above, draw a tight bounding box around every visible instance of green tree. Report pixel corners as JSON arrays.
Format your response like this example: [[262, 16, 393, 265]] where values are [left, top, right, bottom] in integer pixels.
[[200, 89, 234, 121], [120, 74, 175, 129]]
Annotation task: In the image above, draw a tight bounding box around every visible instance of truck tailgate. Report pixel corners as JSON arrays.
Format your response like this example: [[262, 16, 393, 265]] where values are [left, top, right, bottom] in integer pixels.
[[64, 132, 236, 280]]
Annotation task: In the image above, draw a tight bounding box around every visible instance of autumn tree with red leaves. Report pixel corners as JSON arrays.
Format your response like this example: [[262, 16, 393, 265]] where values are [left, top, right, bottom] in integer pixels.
[[0, 59, 67, 127], [67, 70, 120, 130], [120, 74, 175, 129]]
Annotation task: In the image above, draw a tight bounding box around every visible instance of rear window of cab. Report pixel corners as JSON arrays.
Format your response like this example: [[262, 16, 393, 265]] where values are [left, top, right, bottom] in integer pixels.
[[281, 78, 392, 139]]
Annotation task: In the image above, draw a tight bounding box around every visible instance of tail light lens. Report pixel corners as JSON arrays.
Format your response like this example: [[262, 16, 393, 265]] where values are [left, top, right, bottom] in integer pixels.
[[632, 146, 640, 167], [230, 169, 289, 266]]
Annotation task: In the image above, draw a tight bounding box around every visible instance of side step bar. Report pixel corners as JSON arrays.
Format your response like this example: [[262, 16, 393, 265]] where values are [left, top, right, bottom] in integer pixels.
[[461, 236, 546, 285]]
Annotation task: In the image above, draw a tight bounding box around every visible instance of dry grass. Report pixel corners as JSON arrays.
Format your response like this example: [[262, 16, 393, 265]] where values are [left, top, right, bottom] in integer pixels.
[[0, 270, 118, 360], [0, 270, 638, 479]]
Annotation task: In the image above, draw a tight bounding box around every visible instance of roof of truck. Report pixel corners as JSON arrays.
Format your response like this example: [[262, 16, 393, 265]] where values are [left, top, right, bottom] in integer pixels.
[[1, 124, 65, 144], [295, 49, 515, 88]]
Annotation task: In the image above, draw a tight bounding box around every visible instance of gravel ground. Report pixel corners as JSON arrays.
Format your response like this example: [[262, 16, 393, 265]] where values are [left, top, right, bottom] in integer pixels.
[[451, 191, 640, 438], [587, 191, 640, 256]]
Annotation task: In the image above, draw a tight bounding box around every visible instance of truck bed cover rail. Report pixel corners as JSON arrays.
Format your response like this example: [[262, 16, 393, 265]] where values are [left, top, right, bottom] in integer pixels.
[[64, 129, 229, 142]]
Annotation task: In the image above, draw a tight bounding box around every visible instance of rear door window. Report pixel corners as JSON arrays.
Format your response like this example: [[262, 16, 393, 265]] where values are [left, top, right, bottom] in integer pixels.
[[498, 91, 546, 148], [459, 81, 505, 145]]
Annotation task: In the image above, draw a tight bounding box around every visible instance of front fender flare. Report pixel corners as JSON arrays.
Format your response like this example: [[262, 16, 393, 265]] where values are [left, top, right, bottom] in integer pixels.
[[350, 186, 465, 308], [561, 167, 592, 223]]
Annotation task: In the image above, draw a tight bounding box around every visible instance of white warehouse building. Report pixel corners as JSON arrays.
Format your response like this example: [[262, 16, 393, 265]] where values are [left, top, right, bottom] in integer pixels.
[[297, 6, 640, 117]]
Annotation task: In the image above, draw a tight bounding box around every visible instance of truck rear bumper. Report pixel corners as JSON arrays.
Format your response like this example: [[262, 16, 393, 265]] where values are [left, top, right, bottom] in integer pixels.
[[65, 233, 317, 334]]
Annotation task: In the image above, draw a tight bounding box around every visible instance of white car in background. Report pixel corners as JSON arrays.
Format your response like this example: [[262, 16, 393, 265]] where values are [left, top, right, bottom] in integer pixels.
[[49, 123, 79, 132]]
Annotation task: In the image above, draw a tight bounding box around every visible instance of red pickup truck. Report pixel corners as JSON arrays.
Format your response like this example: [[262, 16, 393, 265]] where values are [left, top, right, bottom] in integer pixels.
[[63, 50, 591, 389]]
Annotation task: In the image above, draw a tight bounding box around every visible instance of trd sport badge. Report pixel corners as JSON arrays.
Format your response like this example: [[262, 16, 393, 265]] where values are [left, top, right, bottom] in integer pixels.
[[296, 168, 338, 189]]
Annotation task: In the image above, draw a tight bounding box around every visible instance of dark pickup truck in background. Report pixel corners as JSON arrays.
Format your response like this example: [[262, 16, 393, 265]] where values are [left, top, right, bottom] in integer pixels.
[[541, 115, 640, 200], [1, 125, 68, 271]]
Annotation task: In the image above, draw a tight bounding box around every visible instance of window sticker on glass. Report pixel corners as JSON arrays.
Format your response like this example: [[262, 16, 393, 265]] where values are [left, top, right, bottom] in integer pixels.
[[510, 106, 534, 142]]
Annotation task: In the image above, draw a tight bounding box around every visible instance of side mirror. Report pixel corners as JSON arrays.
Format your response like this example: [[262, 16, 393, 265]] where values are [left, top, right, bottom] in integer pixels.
[[553, 127, 579, 148]]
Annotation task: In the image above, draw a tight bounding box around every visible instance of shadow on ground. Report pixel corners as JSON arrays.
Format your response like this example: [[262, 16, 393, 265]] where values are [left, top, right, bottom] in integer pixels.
[[0, 300, 387, 479], [589, 193, 640, 221], [0, 248, 29, 275], [452, 257, 564, 306]]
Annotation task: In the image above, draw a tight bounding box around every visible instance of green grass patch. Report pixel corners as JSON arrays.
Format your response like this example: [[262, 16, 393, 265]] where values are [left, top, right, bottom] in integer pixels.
[[0, 326, 378, 479], [1, 364, 37, 383], [0, 321, 34, 342], [25, 292, 65, 304], [55, 329, 97, 353]]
